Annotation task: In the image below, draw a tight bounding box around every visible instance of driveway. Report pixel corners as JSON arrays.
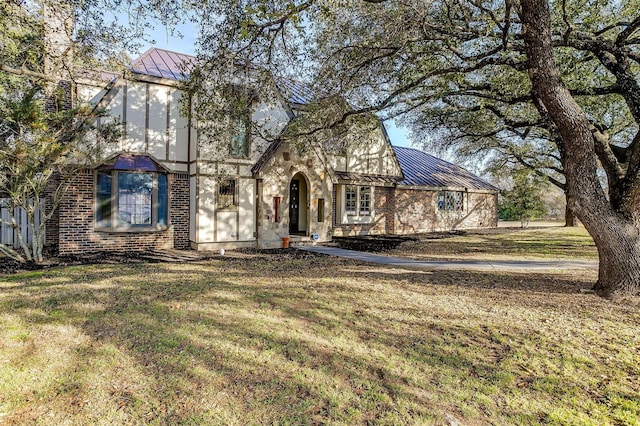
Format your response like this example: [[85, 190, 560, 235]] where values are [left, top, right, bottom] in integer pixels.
[[298, 246, 598, 272]]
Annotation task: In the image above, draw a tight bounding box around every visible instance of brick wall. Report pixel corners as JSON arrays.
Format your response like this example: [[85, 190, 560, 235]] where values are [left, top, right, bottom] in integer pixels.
[[44, 173, 61, 248], [58, 169, 191, 254], [170, 174, 190, 249]]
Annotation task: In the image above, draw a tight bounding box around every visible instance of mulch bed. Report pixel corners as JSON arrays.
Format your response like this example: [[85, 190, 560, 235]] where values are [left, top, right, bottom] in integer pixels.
[[0, 247, 326, 276]]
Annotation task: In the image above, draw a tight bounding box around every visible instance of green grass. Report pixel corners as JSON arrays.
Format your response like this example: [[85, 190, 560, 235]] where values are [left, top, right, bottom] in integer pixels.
[[390, 225, 598, 261], [0, 229, 638, 425]]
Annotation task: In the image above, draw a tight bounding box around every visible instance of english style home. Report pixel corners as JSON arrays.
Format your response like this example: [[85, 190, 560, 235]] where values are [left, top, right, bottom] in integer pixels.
[[46, 48, 498, 254]]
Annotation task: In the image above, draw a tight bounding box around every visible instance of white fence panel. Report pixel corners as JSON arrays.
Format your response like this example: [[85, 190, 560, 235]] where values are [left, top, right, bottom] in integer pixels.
[[0, 199, 44, 249]]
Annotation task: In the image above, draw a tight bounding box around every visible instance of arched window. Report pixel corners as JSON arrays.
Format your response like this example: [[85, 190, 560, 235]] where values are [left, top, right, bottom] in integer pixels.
[[95, 154, 169, 230]]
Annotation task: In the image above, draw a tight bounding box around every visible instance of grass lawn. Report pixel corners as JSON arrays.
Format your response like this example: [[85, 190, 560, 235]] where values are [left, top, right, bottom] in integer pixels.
[[1, 228, 638, 425], [389, 225, 599, 261]]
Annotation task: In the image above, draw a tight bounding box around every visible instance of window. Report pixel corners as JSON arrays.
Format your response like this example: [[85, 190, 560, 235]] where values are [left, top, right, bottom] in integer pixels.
[[438, 190, 464, 211], [226, 85, 252, 158], [359, 186, 371, 215], [345, 185, 357, 215], [230, 116, 249, 157], [343, 185, 372, 217], [95, 155, 169, 230], [218, 179, 237, 209]]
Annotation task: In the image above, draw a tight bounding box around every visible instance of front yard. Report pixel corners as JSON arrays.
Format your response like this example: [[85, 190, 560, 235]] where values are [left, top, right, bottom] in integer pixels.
[[0, 227, 638, 425]]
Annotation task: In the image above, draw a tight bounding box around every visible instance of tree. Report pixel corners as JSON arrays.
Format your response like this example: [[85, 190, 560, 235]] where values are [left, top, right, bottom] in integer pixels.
[[187, 0, 640, 298], [0, 0, 177, 263], [497, 169, 548, 227]]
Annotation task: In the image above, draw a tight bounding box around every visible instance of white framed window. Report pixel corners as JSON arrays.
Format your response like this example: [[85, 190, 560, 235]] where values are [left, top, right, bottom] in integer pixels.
[[359, 186, 371, 215], [345, 185, 357, 215], [229, 116, 249, 157], [341, 184, 373, 220]]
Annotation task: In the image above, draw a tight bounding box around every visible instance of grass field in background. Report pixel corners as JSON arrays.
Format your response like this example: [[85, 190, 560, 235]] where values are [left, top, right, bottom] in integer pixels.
[[1, 227, 638, 425]]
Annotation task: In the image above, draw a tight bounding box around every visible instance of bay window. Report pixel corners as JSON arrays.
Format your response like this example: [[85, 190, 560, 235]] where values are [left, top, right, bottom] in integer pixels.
[[95, 154, 169, 230]]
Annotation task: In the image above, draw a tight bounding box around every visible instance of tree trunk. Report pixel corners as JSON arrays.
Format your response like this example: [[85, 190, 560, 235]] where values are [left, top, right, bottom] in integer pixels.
[[592, 225, 640, 297], [564, 202, 576, 227], [521, 0, 640, 298]]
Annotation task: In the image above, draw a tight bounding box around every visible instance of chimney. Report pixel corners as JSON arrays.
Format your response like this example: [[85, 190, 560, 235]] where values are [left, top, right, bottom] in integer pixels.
[[42, 1, 74, 111]]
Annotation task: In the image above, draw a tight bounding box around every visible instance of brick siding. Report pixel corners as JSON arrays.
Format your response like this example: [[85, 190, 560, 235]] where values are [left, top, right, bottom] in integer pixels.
[[170, 173, 190, 249], [44, 174, 61, 248], [58, 169, 190, 254]]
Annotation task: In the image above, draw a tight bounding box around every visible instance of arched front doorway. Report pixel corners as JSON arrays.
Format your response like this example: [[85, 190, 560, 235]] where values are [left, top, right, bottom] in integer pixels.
[[289, 173, 309, 235]]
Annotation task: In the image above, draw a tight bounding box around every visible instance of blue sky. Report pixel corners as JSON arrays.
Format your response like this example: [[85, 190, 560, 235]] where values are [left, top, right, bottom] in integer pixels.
[[135, 22, 413, 148]]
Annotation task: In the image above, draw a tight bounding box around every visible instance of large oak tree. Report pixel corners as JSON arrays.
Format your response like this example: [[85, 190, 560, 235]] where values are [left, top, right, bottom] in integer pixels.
[[189, 0, 640, 298]]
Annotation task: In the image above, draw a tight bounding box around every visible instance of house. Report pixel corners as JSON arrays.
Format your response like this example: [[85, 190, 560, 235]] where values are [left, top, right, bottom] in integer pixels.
[[47, 48, 498, 254]]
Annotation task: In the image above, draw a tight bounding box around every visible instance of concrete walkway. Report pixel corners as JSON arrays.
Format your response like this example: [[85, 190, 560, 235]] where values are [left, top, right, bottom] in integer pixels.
[[298, 246, 598, 272]]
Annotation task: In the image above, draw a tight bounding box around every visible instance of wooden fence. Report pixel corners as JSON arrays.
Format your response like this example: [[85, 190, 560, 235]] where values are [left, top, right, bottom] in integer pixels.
[[0, 199, 43, 249]]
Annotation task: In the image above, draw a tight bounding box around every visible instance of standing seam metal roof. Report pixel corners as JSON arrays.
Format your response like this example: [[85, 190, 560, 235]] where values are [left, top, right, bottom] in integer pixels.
[[128, 48, 312, 105], [129, 48, 196, 80], [393, 146, 498, 191]]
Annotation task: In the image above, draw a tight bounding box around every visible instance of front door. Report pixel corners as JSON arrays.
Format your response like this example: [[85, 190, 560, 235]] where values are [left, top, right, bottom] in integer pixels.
[[289, 179, 300, 233]]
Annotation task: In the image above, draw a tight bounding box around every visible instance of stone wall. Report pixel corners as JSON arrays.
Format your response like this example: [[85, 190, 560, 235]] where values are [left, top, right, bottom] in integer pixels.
[[393, 188, 498, 234], [58, 169, 190, 254], [332, 186, 394, 237]]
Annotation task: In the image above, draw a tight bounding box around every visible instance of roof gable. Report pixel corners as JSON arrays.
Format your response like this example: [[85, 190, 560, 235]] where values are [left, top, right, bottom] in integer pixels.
[[129, 48, 196, 81], [393, 146, 498, 191]]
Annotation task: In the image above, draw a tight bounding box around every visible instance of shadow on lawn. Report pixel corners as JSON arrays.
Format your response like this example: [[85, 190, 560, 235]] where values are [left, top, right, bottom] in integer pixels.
[[0, 256, 622, 424]]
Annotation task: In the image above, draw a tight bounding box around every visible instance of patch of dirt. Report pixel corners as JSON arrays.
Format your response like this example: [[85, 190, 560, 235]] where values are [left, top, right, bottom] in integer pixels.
[[0, 247, 325, 276]]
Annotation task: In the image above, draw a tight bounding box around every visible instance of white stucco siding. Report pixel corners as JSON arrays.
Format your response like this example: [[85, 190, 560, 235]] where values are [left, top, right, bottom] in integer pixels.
[[124, 81, 146, 152], [196, 176, 216, 243], [238, 179, 256, 240], [189, 175, 196, 243], [346, 129, 400, 175], [77, 84, 107, 106], [170, 89, 189, 162], [216, 211, 236, 241], [147, 84, 169, 161]]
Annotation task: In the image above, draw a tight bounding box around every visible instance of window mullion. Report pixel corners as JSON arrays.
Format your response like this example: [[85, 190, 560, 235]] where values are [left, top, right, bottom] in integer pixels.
[[111, 172, 118, 229]]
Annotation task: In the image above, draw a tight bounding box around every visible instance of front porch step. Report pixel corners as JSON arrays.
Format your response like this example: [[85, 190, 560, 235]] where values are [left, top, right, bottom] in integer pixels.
[[287, 235, 318, 247]]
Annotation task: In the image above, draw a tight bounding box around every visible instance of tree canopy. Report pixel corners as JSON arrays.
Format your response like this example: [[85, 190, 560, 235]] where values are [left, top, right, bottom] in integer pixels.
[[187, 0, 640, 297]]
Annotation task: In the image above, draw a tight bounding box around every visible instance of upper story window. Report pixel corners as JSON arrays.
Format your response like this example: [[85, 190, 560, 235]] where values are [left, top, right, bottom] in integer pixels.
[[229, 116, 249, 157], [226, 86, 253, 158], [438, 190, 464, 211], [95, 154, 168, 231]]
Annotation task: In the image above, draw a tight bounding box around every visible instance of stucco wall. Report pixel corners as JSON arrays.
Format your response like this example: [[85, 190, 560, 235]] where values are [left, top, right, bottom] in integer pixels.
[[96, 80, 191, 173]]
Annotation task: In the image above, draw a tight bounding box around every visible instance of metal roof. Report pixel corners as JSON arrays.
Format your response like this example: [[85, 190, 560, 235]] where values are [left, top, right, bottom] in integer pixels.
[[334, 171, 401, 185], [129, 48, 196, 81], [393, 146, 498, 191], [275, 77, 314, 105], [128, 48, 312, 105]]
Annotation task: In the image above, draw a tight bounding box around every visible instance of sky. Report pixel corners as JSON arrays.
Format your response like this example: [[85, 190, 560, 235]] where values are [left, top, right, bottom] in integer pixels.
[[134, 21, 414, 148]]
